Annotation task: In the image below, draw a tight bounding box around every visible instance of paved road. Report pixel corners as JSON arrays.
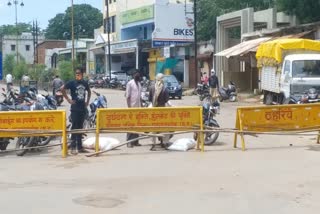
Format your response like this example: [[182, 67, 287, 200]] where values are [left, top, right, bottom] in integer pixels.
[[1, 87, 320, 213]]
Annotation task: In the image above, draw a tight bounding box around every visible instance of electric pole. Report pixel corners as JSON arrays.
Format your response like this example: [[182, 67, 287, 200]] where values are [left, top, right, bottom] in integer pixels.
[[106, 0, 112, 78], [194, 0, 198, 85]]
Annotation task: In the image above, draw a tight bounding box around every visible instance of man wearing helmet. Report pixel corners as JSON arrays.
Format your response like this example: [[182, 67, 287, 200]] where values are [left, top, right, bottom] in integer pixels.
[[208, 69, 219, 102]]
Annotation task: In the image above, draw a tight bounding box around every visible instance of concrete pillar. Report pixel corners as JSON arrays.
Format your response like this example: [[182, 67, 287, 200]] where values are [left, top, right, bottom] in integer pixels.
[[241, 8, 254, 35], [184, 59, 189, 88], [136, 47, 139, 69]]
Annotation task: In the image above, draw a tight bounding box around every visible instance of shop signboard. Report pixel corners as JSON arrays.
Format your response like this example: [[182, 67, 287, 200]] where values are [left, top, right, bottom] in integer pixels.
[[152, 3, 194, 47], [121, 5, 154, 25]]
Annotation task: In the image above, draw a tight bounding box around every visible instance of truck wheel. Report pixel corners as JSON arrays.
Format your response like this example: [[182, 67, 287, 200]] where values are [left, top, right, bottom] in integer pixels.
[[265, 93, 273, 105]]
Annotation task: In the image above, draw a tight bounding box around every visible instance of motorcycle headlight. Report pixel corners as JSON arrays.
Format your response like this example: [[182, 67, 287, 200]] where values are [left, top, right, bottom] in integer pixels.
[[301, 95, 309, 102]]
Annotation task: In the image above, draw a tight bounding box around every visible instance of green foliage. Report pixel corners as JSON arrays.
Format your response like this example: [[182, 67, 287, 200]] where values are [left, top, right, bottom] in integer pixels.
[[13, 60, 28, 80], [0, 23, 32, 36], [4, 54, 29, 80], [58, 61, 74, 81], [28, 64, 46, 81], [40, 68, 57, 83], [3, 54, 15, 76], [277, 0, 320, 23], [45, 4, 103, 39]]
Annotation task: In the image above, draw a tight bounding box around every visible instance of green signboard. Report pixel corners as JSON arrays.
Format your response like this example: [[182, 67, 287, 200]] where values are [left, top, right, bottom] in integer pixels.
[[121, 5, 154, 25]]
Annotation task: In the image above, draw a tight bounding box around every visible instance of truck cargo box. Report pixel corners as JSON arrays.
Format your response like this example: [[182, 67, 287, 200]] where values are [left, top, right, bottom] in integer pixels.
[[261, 66, 281, 93]]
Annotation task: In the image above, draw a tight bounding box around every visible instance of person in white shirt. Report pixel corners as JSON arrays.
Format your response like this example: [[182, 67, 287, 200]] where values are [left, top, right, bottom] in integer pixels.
[[125, 70, 142, 147], [5, 73, 13, 91]]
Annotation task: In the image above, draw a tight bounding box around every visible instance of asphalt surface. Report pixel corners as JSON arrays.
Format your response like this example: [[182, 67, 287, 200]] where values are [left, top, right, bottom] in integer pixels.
[[1, 86, 320, 214]]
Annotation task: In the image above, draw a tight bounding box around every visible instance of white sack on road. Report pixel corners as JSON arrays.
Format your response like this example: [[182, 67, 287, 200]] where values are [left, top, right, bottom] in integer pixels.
[[83, 137, 120, 151], [168, 138, 196, 152]]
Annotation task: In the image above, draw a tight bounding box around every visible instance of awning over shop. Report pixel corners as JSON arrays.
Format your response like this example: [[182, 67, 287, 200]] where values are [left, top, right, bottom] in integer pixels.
[[112, 47, 136, 55], [89, 45, 105, 55], [215, 37, 272, 58], [215, 30, 314, 58], [59, 48, 88, 55]]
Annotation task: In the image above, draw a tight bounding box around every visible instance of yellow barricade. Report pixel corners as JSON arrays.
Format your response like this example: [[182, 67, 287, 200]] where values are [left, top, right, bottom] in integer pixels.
[[0, 110, 67, 157], [95, 107, 204, 152], [234, 103, 320, 151]]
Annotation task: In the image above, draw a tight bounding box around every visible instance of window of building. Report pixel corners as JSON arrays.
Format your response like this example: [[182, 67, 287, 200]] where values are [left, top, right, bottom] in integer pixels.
[[107, 0, 116, 5], [26, 45, 30, 51], [144, 27, 148, 40], [240, 61, 246, 72], [107, 16, 116, 33], [11, 45, 16, 51]]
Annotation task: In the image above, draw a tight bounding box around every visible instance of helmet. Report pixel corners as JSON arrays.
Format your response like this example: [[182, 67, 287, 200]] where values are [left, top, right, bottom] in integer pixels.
[[156, 73, 164, 81], [211, 69, 215, 75]]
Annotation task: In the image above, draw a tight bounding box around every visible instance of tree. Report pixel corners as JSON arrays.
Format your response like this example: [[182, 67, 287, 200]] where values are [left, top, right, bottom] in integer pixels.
[[40, 68, 57, 83], [277, 0, 320, 23], [45, 4, 103, 39], [0, 23, 32, 36], [3, 54, 15, 76], [58, 61, 74, 81], [13, 60, 28, 80], [28, 64, 46, 81]]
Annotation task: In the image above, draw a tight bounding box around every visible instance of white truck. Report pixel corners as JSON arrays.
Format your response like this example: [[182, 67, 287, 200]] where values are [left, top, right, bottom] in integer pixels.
[[256, 39, 320, 104]]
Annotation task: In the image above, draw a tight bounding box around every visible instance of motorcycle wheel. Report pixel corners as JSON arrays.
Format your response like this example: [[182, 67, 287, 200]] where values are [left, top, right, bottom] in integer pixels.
[[0, 140, 9, 151], [16, 137, 33, 156], [229, 95, 237, 102], [57, 97, 63, 106], [193, 122, 220, 145], [38, 136, 53, 146]]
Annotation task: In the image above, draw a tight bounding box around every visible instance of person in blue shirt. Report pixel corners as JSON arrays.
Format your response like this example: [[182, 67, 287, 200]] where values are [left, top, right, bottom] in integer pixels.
[[61, 67, 91, 155]]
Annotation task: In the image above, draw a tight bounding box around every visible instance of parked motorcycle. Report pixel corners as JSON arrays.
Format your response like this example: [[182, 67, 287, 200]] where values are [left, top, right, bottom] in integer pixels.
[[141, 80, 151, 107], [55, 89, 63, 106], [194, 99, 220, 145], [0, 88, 15, 151], [141, 90, 150, 107], [219, 81, 237, 102], [14, 88, 56, 156], [196, 83, 210, 101], [288, 88, 320, 104], [84, 90, 107, 128]]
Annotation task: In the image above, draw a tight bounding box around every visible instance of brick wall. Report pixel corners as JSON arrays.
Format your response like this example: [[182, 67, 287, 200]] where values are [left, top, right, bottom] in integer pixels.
[[189, 57, 201, 88], [37, 41, 66, 64]]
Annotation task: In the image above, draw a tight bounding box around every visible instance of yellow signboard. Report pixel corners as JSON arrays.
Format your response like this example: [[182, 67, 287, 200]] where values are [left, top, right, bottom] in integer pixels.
[[0, 110, 67, 157], [234, 103, 320, 151], [96, 107, 204, 152]]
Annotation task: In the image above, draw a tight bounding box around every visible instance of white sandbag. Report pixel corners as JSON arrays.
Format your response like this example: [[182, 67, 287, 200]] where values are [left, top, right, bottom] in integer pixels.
[[83, 137, 120, 151], [168, 138, 196, 152]]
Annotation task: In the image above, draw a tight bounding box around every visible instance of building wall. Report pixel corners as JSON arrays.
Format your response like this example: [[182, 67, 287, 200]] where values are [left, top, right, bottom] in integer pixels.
[[106, 0, 189, 40], [37, 41, 66, 65], [121, 23, 154, 41], [2, 33, 44, 64]]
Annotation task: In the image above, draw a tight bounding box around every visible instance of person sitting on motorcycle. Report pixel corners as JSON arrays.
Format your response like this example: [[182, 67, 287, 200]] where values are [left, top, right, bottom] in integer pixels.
[[52, 75, 64, 95], [208, 69, 220, 102], [201, 71, 209, 85]]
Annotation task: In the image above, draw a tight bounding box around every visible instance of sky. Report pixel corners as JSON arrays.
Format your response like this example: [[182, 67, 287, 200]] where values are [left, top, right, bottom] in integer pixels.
[[0, 0, 102, 29]]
